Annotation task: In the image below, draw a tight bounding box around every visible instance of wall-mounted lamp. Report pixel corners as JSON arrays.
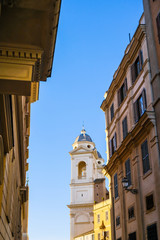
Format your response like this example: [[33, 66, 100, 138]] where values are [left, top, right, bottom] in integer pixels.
[[122, 177, 138, 194]]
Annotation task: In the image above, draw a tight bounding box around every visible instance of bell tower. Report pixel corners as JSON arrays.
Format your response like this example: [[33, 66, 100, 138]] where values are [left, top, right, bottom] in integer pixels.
[[68, 128, 107, 240]]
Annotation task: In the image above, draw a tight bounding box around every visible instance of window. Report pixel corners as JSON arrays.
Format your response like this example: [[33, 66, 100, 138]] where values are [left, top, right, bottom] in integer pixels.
[[118, 78, 128, 106], [156, 12, 160, 43], [98, 233, 101, 240], [117, 238, 121, 240], [147, 223, 158, 240], [105, 211, 108, 221], [110, 103, 114, 121], [116, 216, 120, 227], [78, 161, 86, 179], [128, 206, 135, 220], [122, 116, 128, 140], [129, 232, 136, 240], [125, 159, 131, 186], [104, 231, 109, 239], [92, 234, 94, 240], [131, 50, 143, 83], [141, 140, 150, 174], [109, 132, 117, 157], [114, 173, 118, 199], [146, 194, 154, 211], [97, 214, 100, 223], [134, 88, 147, 123]]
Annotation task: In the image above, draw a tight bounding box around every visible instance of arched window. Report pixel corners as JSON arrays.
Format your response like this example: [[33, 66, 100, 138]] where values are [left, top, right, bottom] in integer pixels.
[[78, 161, 86, 179]]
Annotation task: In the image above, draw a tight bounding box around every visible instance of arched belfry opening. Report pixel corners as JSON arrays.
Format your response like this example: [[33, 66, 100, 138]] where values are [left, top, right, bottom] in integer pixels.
[[78, 161, 86, 179]]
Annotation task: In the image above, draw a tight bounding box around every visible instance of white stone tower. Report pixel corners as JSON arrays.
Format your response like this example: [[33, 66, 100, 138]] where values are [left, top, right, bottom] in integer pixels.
[[68, 128, 107, 240]]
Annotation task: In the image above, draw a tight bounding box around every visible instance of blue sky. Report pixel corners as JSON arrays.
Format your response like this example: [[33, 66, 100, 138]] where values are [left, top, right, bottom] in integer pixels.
[[28, 1, 143, 240]]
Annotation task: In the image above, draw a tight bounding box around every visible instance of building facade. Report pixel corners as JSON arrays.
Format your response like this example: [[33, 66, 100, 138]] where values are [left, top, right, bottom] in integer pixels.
[[74, 230, 94, 240], [101, 15, 160, 240], [93, 199, 111, 240], [0, 1, 61, 239], [143, 0, 160, 150], [68, 128, 108, 240]]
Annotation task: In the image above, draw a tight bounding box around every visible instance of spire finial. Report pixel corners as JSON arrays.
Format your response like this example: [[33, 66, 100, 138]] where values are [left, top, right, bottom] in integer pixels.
[[81, 122, 86, 134]]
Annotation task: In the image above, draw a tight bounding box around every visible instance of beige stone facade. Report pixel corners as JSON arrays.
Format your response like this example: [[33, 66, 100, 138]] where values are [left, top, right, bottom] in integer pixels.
[[0, 1, 61, 239], [143, 0, 160, 150], [101, 15, 160, 240]]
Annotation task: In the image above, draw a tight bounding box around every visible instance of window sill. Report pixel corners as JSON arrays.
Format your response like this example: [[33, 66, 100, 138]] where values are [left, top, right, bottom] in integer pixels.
[[114, 196, 120, 203], [116, 224, 121, 230], [146, 206, 156, 214], [128, 217, 136, 223], [143, 169, 152, 180]]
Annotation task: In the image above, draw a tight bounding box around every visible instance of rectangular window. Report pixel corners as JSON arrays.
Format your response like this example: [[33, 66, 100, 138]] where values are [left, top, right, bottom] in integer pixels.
[[147, 223, 158, 240], [104, 231, 109, 239], [122, 116, 128, 140], [146, 194, 154, 211], [125, 159, 131, 186], [131, 50, 143, 84], [129, 232, 136, 240], [141, 140, 150, 174], [134, 88, 147, 123], [156, 12, 160, 44], [98, 233, 101, 240], [97, 214, 100, 223], [116, 215, 120, 227], [118, 78, 128, 106], [105, 211, 108, 221], [109, 132, 117, 158], [117, 238, 121, 240], [114, 173, 118, 199], [128, 206, 135, 220], [110, 103, 114, 121]]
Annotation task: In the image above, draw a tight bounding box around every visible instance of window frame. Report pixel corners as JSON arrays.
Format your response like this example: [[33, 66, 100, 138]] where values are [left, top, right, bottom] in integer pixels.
[[128, 205, 135, 221], [147, 223, 158, 240], [122, 116, 128, 140], [114, 173, 118, 199], [134, 88, 147, 123], [141, 139, 150, 175], [116, 215, 120, 228], [97, 214, 100, 224], [131, 50, 143, 84], [146, 192, 155, 212], [156, 12, 160, 44], [118, 78, 128, 106], [125, 158, 131, 187], [110, 103, 114, 121]]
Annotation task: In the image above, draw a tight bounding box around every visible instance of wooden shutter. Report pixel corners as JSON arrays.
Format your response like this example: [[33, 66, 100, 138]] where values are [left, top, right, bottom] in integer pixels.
[[147, 223, 158, 240], [125, 159, 131, 186], [109, 140, 112, 158], [124, 78, 128, 97], [114, 132, 117, 150], [133, 101, 138, 123], [139, 50, 143, 70], [114, 173, 118, 199], [156, 13, 160, 44], [131, 63, 136, 84], [118, 89, 121, 106], [142, 88, 147, 110]]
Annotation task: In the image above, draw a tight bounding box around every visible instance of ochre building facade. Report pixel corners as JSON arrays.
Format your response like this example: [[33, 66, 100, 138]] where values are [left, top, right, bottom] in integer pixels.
[[101, 14, 160, 240], [0, 1, 61, 239]]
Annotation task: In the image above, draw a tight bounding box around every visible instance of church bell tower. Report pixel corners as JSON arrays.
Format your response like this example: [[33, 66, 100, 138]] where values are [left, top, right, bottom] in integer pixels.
[[68, 128, 107, 240]]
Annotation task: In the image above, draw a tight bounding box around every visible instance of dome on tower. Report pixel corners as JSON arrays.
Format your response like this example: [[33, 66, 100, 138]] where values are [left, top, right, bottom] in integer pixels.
[[74, 128, 93, 143]]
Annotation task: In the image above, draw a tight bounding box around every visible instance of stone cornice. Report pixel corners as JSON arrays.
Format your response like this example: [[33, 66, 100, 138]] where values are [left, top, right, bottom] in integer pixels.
[[0, 46, 43, 102], [104, 111, 155, 175], [101, 24, 146, 112], [67, 203, 94, 209]]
